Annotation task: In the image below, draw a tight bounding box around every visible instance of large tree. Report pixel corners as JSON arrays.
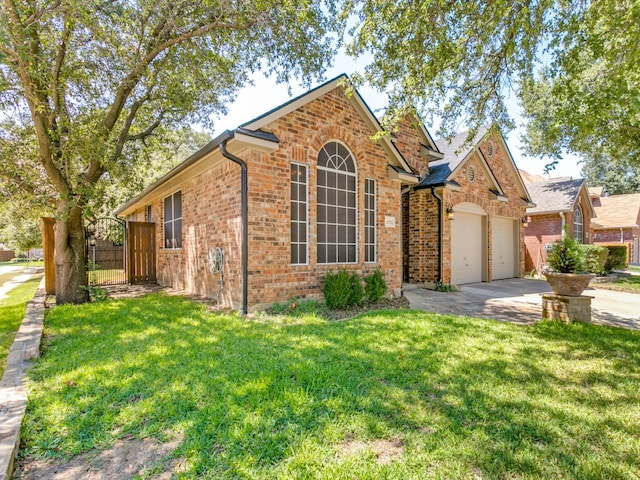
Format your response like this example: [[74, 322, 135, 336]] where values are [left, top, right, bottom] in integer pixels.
[[345, 0, 639, 161], [1, 0, 340, 303]]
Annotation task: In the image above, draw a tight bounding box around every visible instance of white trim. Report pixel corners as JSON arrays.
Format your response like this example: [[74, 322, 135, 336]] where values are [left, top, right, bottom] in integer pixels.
[[290, 162, 309, 266], [316, 141, 359, 265], [364, 178, 377, 263], [162, 190, 183, 250], [453, 202, 488, 215], [234, 131, 279, 152]]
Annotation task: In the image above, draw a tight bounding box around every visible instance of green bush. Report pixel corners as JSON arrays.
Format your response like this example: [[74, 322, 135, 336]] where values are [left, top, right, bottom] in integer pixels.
[[546, 234, 587, 273], [323, 270, 353, 310], [323, 270, 364, 310], [580, 244, 608, 275], [604, 245, 628, 272], [348, 272, 364, 306], [364, 269, 387, 303]]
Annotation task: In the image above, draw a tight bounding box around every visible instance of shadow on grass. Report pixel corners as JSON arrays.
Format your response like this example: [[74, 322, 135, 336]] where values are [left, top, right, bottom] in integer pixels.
[[21, 294, 640, 479]]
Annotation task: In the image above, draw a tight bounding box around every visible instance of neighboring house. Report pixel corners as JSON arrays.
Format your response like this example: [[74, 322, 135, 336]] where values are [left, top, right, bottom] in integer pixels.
[[523, 176, 596, 273], [117, 76, 534, 311], [590, 192, 640, 264], [403, 127, 534, 285]]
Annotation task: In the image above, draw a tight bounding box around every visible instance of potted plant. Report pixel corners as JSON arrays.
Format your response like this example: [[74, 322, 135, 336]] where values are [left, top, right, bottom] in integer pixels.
[[544, 232, 595, 296]]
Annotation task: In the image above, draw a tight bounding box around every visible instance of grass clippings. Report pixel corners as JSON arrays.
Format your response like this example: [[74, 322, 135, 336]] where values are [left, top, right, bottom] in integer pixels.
[[18, 293, 640, 479]]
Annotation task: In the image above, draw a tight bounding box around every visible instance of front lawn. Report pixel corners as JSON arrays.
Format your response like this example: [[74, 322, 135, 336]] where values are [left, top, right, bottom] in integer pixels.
[[22, 295, 640, 479], [594, 274, 640, 294], [0, 277, 42, 370]]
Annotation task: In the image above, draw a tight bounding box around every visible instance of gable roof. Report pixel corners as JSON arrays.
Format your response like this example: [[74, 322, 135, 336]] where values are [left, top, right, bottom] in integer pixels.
[[415, 127, 533, 205], [591, 193, 640, 229], [525, 177, 595, 216], [241, 74, 413, 174], [116, 75, 417, 217]]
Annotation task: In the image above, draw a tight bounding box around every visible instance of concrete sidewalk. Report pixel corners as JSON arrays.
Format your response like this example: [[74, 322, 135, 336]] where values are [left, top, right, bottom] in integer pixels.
[[404, 278, 640, 330], [0, 268, 44, 301]]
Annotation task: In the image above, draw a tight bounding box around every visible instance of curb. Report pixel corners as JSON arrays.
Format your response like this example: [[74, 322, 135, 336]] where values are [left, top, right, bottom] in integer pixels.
[[0, 280, 46, 480]]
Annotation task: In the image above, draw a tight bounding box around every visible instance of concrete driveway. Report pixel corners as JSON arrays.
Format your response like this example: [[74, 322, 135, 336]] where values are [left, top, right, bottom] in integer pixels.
[[403, 278, 640, 330]]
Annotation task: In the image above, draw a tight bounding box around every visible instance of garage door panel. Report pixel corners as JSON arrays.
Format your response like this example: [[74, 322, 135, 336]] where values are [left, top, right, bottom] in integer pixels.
[[451, 212, 483, 284], [492, 217, 516, 280]]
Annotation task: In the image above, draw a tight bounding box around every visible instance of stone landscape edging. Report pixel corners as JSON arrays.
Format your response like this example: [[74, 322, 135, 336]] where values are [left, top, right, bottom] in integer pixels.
[[0, 280, 45, 480]]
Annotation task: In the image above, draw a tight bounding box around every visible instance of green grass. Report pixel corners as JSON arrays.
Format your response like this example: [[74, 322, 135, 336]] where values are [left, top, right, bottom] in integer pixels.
[[23, 295, 640, 479], [0, 277, 42, 371], [627, 265, 640, 273], [595, 275, 640, 294], [0, 260, 44, 267]]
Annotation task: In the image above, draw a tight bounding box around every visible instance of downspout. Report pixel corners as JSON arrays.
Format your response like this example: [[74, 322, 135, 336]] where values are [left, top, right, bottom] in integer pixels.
[[220, 139, 248, 315], [560, 212, 566, 238], [431, 187, 443, 283], [620, 227, 624, 243]]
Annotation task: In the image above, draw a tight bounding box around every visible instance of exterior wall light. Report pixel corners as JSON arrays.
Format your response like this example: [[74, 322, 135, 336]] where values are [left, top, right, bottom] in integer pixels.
[[521, 216, 529, 227], [446, 207, 455, 220]]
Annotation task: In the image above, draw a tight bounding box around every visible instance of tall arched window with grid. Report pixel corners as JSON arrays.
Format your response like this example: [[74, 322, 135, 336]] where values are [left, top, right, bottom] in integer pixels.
[[317, 141, 357, 263]]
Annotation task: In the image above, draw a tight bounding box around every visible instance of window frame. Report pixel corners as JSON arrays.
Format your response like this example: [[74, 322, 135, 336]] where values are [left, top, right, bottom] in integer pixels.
[[574, 205, 584, 243], [163, 190, 183, 250], [364, 178, 377, 263], [290, 162, 309, 265], [316, 140, 358, 265]]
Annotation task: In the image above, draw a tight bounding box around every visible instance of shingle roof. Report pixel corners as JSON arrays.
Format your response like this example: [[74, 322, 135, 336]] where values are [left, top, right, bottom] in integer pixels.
[[591, 193, 640, 229], [525, 178, 586, 214], [416, 127, 489, 188]]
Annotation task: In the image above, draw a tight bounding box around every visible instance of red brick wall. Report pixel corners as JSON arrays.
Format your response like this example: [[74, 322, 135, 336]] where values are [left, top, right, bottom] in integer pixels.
[[244, 88, 404, 308], [139, 87, 406, 310], [524, 214, 563, 272], [132, 160, 244, 308], [394, 116, 430, 177]]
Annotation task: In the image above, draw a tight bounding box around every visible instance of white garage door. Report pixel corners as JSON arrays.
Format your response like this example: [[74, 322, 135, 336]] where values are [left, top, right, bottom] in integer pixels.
[[451, 212, 484, 284], [492, 217, 517, 280]]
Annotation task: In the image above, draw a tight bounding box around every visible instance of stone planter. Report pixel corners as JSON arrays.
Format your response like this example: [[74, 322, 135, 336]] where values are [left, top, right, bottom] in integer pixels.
[[544, 272, 596, 296]]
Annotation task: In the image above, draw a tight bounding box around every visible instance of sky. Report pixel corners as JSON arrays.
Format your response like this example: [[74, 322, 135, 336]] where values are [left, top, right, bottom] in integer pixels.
[[210, 52, 584, 180]]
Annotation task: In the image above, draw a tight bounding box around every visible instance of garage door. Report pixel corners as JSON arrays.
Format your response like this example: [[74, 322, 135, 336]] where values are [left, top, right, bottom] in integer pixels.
[[451, 212, 484, 284], [492, 217, 517, 280]]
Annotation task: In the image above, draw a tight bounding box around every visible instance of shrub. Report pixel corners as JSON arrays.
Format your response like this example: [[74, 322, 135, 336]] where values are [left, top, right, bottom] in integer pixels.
[[546, 234, 587, 273], [323, 270, 353, 309], [604, 245, 628, 272], [580, 244, 608, 275], [364, 269, 387, 303], [323, 270, 364, 310], [348, 272, 364, 306]]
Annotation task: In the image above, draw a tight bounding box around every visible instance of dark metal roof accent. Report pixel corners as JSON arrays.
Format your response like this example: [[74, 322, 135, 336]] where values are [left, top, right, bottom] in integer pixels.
[[235, 127, 279, 143]]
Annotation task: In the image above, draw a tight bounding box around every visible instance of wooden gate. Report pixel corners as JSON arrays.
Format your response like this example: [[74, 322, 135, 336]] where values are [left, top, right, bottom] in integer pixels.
[[127, 222, 156, 284]]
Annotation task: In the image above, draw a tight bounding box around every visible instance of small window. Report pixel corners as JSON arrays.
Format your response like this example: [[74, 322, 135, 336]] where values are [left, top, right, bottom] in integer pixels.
[[291, 164, 308, 264], [364, 179, 376, 262], [574, 206, 584, 243], [163, 191, 182, 249], [145, 205, 152, 222]]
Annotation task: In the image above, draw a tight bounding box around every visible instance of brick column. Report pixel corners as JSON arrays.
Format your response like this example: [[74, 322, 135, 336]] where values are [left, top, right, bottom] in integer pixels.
[[541, 294, 593, 323]]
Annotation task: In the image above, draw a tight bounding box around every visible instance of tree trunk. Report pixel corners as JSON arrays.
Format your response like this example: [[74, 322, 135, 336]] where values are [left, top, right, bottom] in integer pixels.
[[54, 202, 89, 304]]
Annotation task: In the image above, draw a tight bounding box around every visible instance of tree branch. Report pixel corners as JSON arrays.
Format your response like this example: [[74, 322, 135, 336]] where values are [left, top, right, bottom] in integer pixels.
[[103, 17, 253, 133]]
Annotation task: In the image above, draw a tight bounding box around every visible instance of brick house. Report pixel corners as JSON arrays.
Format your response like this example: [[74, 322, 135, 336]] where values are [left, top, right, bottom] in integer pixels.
[[117, 75, 425, 312], [590, 192, 640, 264], [403, 126, 534, 285], [523, 176, 596, 273], [117, 77, 534, 310]]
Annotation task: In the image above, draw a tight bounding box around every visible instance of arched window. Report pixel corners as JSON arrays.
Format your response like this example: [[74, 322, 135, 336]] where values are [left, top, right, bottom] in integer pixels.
[[574, 206, 584, 243], [317, 141, 357, 263]]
